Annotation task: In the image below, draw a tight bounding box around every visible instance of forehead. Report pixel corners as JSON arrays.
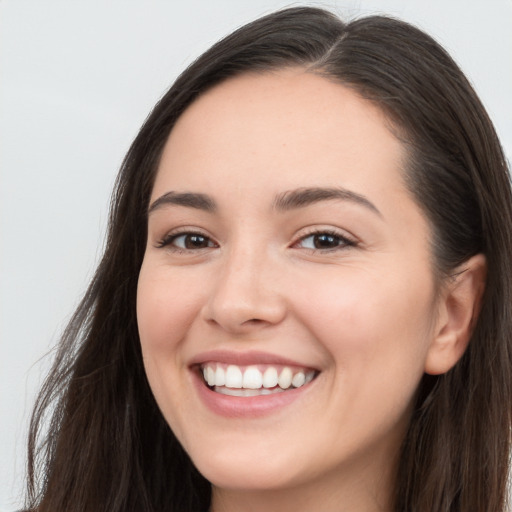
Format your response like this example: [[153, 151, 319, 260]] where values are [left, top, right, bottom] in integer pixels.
[[152, 69, 407, 208]]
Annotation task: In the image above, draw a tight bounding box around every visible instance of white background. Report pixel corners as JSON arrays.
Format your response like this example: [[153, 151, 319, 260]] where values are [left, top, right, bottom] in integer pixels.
[[1, 0, 511, 509]]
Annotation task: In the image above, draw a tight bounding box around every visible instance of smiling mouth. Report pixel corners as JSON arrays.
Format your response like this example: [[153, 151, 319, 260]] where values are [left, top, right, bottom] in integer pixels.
[[200, 362, 317, 397]]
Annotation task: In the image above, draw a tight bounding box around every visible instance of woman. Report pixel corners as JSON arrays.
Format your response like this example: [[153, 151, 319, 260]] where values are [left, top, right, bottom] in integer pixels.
[[25, 7, 512, 512]]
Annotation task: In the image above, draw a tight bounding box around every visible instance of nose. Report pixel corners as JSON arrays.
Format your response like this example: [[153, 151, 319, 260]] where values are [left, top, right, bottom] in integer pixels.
[[201, 246, 287, 334]]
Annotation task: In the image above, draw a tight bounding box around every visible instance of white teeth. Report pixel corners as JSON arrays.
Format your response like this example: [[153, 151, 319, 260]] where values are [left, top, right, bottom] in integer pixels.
[[215, 366, 226, 386], [202, 362, 316, 394], [278, 367, 293, 389], [206, 366, 215, 387], [225, 365, 243, 388], [242, 366, 263, 389], [262, 367, 278, 388], [292, 371, 306, 388], [215, 386, 285, 397], [305, 372, 314, 384]]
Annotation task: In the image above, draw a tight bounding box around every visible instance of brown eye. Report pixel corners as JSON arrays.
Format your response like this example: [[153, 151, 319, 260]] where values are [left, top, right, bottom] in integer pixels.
[[180, 234, 212, 249], [311, 234, 340, 249], [296, 231, 356, 251], [158, 232, 216, 250]]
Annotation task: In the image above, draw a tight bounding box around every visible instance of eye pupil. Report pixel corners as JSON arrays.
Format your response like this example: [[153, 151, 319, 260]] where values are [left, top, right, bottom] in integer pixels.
[[185, 234, 209, 249], [314, 234, 339, 248]]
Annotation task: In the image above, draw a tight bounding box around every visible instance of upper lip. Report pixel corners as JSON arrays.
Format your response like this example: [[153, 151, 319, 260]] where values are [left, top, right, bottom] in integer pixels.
[[189, 349, 318, 370]]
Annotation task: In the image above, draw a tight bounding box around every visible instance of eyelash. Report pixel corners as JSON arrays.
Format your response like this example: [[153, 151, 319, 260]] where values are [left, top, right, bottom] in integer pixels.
[[293, 229, 357, 252], [155, 228, 358, 253], [155, 230, 216, 253]]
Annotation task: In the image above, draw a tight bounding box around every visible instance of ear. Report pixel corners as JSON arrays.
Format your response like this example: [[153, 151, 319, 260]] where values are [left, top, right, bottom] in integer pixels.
[[424, 253, 487, 375]]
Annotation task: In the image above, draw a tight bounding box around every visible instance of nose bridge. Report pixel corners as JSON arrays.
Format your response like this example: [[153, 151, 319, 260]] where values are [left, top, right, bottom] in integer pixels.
[[204, 237, 286, 332]]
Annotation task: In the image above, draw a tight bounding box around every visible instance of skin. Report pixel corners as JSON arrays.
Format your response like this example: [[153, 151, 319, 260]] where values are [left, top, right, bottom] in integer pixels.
[[136, 69, 484, 512]]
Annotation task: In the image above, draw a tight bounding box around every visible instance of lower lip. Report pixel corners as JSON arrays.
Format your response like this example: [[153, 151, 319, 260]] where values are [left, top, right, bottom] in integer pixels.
[[191, 370, 315, 418]]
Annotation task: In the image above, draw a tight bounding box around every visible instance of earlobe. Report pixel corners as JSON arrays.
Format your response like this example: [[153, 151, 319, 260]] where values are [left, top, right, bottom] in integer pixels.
[[424, 253, 487, 375]]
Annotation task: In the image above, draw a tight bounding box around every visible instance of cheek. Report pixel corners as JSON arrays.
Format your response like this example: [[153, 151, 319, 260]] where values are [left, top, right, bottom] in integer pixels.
[[136, 264, 204, 398], [136, 263, 209, 440], [299, 270, 435, 447], [293, 265, 436, 380], [136, 265, 203, 355]]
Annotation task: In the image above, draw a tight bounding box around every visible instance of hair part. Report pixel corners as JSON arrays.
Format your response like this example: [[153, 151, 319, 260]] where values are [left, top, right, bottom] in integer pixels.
[[26, 7, 512, 512]]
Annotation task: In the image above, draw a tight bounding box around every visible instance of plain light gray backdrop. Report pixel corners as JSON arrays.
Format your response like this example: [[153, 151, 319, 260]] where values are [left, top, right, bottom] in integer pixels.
[[1, 0, 511, 509]]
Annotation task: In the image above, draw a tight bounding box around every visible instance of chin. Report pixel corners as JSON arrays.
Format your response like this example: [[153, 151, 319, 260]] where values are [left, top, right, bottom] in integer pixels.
[[189, 443, 307, 492]]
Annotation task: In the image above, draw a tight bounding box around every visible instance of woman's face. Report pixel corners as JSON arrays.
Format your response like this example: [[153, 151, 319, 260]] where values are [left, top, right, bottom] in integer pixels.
[[137, 70, 441, 503]]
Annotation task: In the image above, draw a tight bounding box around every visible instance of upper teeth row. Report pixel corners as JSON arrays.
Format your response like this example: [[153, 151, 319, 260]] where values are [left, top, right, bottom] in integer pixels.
[[201, 363, 315, 390]]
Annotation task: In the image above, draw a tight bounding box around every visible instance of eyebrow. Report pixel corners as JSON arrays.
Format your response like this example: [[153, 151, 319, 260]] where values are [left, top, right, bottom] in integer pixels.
[[148, 186, 382, 217], [148, 191, 217, 214], [273, 187, 382, 217]]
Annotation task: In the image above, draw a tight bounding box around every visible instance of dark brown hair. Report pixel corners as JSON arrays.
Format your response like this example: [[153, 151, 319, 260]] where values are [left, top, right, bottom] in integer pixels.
[[26, 7, 512, 512]]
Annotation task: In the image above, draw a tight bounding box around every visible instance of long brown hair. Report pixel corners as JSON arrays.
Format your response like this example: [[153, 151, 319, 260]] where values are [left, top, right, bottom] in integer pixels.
[[26, 7, 512, 512]]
